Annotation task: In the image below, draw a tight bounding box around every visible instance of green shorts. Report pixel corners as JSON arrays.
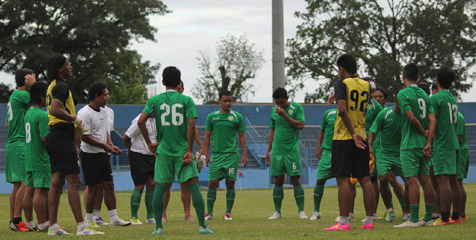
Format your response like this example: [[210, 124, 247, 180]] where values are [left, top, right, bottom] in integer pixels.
[[432, 150, 457, 176], [25, 171, 51, 188], [154, 154, 199, 183], [317, 149, 333, 180], [376, 150, 403, 177], [208, 152, 240, 181], [458, 149, 469, 179], [400, 149, 430, 178], [270, 151, 302, 177], [5, 144, 26, 183]]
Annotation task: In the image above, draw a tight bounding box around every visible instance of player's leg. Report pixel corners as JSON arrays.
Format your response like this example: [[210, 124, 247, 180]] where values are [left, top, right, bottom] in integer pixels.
[[34, 187, 49, 231], [379, 173, 393, 221], [313, 148, 332, 220], [180, 182, 193, 221], [130, 182, 145, 224], [290, 176, 307, 218], [224, 179, 236, 220], [12, 181, 27, 230], [92, 184, 105, 224], [47, 171, 64, 229], [206, 153, 224, 220], [429, 166, 440, 218], [417, 174, 435, 224], [9, 182, 20, 224], [151, 154, 174, 233], [388, 171, 406, 215], [162, 182, 172, 222], [270, 175, 285, 219], [22, 184, 36, 230], [145, 176, 155, 223], [458, 179, 466, 220], [81, 152, 104, 230], [65, 173, 88, 231], [448, 174, 461, 222], [206, 179, 219, 219], [283, 152, 306, 218], [85, 183, 100, 225], [312, 179, 326, 220], [436, 174, 451, 223], [370, 172, 379, 219]]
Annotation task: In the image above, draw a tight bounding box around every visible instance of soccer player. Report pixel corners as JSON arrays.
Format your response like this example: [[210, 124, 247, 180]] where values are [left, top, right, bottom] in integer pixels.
[[77, 82, 130, 234], [430, 67, 461, 225], [45, 54, 88, 235], [456, 111, 469, 221], [6, 68, 36, 231], [138, 66, 212, 235], [123, 112, 157, 224], [23, 81, 50, 232], [369, 92, 407, 222], [265, 87, 307, 220], [201, 90, 248, 221], [394, 63, 436, 228], [324, 54, 374, 231], [311, 108, 337, 220]]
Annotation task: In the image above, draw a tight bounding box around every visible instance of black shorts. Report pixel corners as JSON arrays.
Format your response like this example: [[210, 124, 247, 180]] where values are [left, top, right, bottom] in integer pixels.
[[128, 150, 155, 186], [331, 139, 370, 178], [46, 123, 80, 176], [81, 152, 113, 186]]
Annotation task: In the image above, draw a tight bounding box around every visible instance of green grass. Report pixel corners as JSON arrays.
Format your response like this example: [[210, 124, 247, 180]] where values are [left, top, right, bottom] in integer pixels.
[[1, 184, 476, 239]]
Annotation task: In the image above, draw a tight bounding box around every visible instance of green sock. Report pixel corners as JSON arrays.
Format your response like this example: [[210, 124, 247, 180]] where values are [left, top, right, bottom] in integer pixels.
[[188, 183, 207, 228], [410, 204, 419, 223], [399, 199, 406, 211], [294, 184, 305, 212], [423, 204, 434, 222], [207, 187, 217, 216], [226, 188, 235, 214], [153, 184, 167, 229], [273, 185, 284, 214], [314, 184, 324, 212], [130, 189, 143, 218], [145, 189, 154, 219]]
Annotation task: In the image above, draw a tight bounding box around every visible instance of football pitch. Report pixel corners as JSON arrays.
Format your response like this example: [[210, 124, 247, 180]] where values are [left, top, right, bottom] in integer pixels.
[[1, 184, 475, 239]]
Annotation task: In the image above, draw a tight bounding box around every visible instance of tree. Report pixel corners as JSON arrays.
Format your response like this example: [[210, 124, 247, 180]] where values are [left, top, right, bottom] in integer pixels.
[[0, 83, 14, 103], [193, 34, 265, 104], [286, 0, 476, 102], [0, 0, 168, 103]]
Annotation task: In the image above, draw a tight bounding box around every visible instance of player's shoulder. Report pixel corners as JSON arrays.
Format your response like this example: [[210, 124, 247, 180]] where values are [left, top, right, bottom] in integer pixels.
[[289, 101, 303, 110], [207, 110, 220, 117], [324, 108, 337, 116], [230, 109, 242, 118]]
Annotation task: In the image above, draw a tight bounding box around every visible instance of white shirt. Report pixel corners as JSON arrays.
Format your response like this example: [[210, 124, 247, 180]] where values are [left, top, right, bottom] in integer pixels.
[[102, 106, 114, 132], [77, 105, 108, 153], [124, 114, 157, 155]]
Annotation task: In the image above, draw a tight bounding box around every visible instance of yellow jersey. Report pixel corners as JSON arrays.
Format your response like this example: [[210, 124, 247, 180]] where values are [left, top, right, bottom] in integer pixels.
[[46, 79, 77, 126]]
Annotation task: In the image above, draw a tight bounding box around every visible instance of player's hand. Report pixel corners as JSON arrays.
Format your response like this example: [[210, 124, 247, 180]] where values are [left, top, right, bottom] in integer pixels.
[[327, 94, 335, 104], [183, 151, 193, 164], [74, 116, 88, 134], [316, 148, 322, 159], [147, 142, 159, 155], [352, 132, 367, 149], [241, 155, 248, 168], [265, 150, 271, 166], [275, 106, 286, 116], [369, 146, 374, 155], [423, 143, 432, 157], [109, 145, 122, 155]]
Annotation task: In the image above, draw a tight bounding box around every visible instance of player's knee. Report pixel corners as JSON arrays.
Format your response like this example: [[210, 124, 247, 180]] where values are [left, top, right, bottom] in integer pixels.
[[208, 180, 219, 188], [316, 179, 326, 186], [379, 175, 388, 184], [225, 180, 235, 189], [290, 177, 301, 185]]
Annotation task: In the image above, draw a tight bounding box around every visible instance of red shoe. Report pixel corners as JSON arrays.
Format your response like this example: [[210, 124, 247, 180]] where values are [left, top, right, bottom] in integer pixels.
[[460, 216, 467, 221], [205, 213, 213, 220], [15, 221, 30, 232], [325, 223, 350, 231], [361, 222, 374, 230], [450, 218, 461, 224], [432, 219, 450, 226], [224, 213, 232, 220]]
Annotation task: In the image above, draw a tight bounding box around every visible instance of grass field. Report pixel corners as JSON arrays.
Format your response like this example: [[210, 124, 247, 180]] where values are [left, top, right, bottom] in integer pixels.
[[1, 184, 476, 239]]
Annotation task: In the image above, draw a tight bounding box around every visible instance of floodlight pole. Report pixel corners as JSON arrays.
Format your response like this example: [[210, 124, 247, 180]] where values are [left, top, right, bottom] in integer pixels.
[[272, 0, 285, 97]]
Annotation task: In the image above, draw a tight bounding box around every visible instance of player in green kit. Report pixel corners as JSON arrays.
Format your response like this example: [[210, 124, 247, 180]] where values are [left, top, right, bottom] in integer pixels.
[[24, 81, 50, 232], [265, 87, 307, 220], [394, 63, 436, 228], [430, 67, 461, 226], [369, 92, 407, 222], [456, 111, 469, 221], [310, 108, 336, 220], [202, 90, 247, 221], [138, 66, 212, 235], [6, 69, 36, 232]]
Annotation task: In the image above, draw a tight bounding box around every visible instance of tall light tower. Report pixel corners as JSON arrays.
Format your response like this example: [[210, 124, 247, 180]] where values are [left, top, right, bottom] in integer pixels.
[[272, 0, 285, 96]]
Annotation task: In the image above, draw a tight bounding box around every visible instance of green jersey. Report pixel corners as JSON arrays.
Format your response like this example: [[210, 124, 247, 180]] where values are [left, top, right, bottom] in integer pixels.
[[430, 89, 459, 151], [24, 107, 50, 172], [365, 98, 384, 133], [270, 102, 305, 155], [6, 90, 30, 146], [456, 112, 468, 150], [370, 107, 403, 155], [142, 90, 198, 157], [320, 109, 337, 150], [205, 109, 246, 153], [397, 84, 434, 150]]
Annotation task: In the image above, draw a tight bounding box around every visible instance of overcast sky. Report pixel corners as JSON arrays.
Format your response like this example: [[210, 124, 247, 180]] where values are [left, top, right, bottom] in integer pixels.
[[1, 0, 475, 103]]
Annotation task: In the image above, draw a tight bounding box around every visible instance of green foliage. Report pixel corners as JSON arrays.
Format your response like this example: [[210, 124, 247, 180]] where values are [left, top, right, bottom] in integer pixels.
[[0, 0, 168, 103], [0, 83, 14, 103], [193, 34, 265, 104], [286, 0, 476, 102]]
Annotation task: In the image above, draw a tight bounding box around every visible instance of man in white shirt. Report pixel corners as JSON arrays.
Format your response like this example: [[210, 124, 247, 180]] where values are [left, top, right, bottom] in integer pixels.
[[77, 82, 131, 234]]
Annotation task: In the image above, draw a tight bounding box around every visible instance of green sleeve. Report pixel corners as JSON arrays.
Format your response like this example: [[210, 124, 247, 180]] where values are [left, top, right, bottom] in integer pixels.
[[238, 113, 246, 132], [185, 96, 198, 120], [430, 95, 438, 116], [142, 97, 155, 115], [397, 91, 411, 115], [269, 108, 275, 129], [38, 111, 50, 138], [370, 110, 384, 135], [20, 91, 31, 108], [456, 113, 464, 136], [205, 113, 213, 130], [295, 104, 305, 122], [320, 110, 328, 131]]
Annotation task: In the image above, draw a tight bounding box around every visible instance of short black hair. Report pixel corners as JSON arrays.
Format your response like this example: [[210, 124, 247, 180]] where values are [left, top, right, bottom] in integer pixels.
[[179, 80, 184, 88], [48, 53, 67, 81], [162, 66, 181, 88], [437, 66, 455, 89], [337, 54, 357, 74], [15, 68, 34, 87], [272, 87, 288, 99], [417, 82, 430, 95], [219, 90, 232, 99], [375, 87, 388, 99], [403, 63, 418, 82], [29, 81, 48, 105], [88, 82, 107, 101]]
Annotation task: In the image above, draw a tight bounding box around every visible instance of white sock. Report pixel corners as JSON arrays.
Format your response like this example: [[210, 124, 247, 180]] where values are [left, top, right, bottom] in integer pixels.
[[77, 221, 87, 231], [108, 209, 118, 222], [86, 213, 93, 222], [38, 222, 47, 230], [45, 220, 50, 226], [364, 216, 374, 225], [339, 216, 349, 225], [387, 208, 393, 212], [27, 221, 35, 228], [49, 223, 59, 232], [93, 210, 101, 221]]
